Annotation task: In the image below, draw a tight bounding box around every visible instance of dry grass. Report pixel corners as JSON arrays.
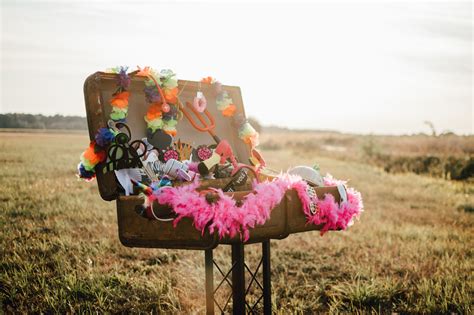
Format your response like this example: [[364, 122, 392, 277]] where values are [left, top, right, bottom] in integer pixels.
[[0, 132, 473, 313], [260, 131, 474, 181]]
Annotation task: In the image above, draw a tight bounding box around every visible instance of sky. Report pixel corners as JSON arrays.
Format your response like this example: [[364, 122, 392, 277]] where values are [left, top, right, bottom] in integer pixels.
[[1, 0, 472, 135]]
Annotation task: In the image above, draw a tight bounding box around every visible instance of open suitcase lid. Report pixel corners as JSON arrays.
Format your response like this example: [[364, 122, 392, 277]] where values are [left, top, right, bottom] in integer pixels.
[[83, 71, 252, 201]]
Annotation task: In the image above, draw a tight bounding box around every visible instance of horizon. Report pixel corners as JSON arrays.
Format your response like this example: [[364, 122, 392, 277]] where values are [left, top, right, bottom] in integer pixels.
[[1, 112, 471, 136], [1, 0, 472, 135]]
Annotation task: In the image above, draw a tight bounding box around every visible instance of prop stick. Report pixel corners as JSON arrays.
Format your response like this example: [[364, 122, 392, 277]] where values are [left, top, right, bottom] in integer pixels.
[[177, 99, 220, 143], [130, 179, 154, 195]]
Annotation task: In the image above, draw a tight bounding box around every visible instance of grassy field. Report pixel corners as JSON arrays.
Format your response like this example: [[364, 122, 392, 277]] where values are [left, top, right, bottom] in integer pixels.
[[260, 130, 474, 182], [1, 132, 473, 313]]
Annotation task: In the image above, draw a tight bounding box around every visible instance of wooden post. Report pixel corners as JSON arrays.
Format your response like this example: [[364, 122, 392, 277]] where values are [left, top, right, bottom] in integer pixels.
[[262, 240, 272, 315], [231, 243, 245, 314], [205, 249, 214, 315]]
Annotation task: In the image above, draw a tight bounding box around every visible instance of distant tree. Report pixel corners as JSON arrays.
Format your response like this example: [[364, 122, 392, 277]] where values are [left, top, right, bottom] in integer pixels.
[[0, 113, 87, 130], [424, 121, 437, 137], [440, 130, 456, 136]]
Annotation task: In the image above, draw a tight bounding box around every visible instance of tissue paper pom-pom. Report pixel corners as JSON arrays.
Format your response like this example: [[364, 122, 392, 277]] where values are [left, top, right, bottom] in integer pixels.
[[80, 155, 96, 171], [162, 105, 178, 121], [95, 128, 115, 148], [246, 134, 259, 147], [163, 87, 178, 104], [117, 66, 131, 89], [165, 119, 178, 128], [160, 69, 178, 86], [161, 71, 178, 89], [163, 119, 178, 136], [77, 162, 96, 181], [201, 76, 214, 84], [221, 104, 236, 117], [239, 122, 259, 147], [136, 66, 153, 77], [110, 107, 128, 121], [216, 92, 233, 110], [163, 126, 177, 137], [110, 91, 130, 108], [146, 103, 162, 121], [145, 117, 164, 133], [144, 86, 161, 103], [164, 130, 177, 137], [83, 142, 106, 165]]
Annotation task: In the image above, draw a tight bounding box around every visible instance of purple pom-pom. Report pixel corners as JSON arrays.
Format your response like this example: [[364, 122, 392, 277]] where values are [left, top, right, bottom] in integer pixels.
[[117, 66, 131, 89], [144, 86, 161, 103], [95, 128, 115, 147]]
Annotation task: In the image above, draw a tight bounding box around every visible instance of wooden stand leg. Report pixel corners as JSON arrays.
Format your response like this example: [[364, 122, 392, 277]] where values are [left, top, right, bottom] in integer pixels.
[[262, 240, 272, 315], [231, 243, 245, 315], [205, 249, 214, 315]]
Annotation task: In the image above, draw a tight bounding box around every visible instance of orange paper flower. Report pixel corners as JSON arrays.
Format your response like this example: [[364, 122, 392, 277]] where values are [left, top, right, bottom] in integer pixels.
[[164, 129, 177, 137], [136, 66, 152, 77], [222, 104, 236, 117], [146, 103, 163, 121], [163, 87, 179, 104], [201, 76, 214, 84], [84, 142, 106, 165], [110, 91, 130, 109]]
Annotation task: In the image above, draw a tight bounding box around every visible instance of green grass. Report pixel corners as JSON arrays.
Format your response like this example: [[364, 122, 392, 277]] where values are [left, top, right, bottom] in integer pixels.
[[1, 132, 473, 313]]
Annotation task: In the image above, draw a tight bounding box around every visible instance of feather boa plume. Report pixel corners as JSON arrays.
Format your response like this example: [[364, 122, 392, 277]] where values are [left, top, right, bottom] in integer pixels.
[[145, 174, 363, 241]]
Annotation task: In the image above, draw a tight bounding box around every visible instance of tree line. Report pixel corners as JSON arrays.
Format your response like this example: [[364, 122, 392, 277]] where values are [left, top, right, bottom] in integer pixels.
[[0, 113, 87, 130]]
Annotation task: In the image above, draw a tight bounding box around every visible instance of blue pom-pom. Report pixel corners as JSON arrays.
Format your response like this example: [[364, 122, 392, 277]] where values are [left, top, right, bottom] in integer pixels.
[[95, 128, 115, 147], [78, 163, 96, 180]]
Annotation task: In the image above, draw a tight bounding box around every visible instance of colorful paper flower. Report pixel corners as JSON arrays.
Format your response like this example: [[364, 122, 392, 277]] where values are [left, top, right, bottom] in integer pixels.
[[110, 91, 130, 109], [146, 103, 163, 121], [163, 87, 178, 104], [136, 66, 153, 77], [201, 76, 215, 84], [239, 121, 260, 147], [221, 104, 236, 117], [117, 66, 131, 89], [110, 107, 128, 121], [95, 128, 116, 148], [163, 119, 178, 136], [216, 91, 236, 117], [161, 69, 178, 89], [144, 85, 161, 103], [82, 141, 106, 165], [77, 162, 96, 181]]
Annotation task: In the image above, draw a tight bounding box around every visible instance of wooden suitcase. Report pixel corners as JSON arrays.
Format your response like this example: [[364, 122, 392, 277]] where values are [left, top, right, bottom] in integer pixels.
[[84, 72, 341, 250]]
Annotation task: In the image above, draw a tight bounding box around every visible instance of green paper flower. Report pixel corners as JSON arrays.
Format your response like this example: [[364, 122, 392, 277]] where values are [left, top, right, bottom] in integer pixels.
[[106, 66, 120, 73], [81, 155, 96, 171], [145, 117, 164, 133], [144, 78, 156, 87], [216, 97, 233, 111], [110, 107, 127, 120], [165, 119, 178, 128]]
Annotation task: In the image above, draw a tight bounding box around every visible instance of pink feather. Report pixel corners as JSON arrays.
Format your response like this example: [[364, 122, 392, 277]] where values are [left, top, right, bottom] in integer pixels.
[[146, 174, 363, 241]]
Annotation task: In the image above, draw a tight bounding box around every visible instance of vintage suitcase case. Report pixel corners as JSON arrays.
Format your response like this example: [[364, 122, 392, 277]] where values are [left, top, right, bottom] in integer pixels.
[[84, 71, 342, 250]]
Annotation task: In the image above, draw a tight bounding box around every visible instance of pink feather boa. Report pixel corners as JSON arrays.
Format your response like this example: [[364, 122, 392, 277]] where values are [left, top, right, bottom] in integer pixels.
[[145, 174, 363, 241]]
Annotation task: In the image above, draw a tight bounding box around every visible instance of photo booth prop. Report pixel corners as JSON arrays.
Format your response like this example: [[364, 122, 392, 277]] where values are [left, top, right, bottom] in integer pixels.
[[84, 72, 342, 249]]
